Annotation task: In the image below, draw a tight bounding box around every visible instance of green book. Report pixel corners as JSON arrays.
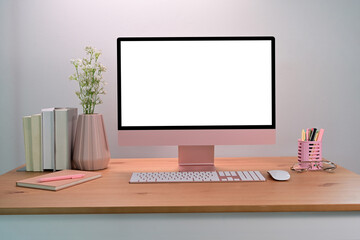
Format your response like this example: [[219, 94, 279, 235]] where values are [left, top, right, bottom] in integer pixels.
[[31, 114, 42, 171], [22, 116, 33, 171]]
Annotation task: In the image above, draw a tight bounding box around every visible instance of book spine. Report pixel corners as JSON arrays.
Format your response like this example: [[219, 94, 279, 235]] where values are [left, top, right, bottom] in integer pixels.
[[55, 109, 71, 170], [41, 109, 55, 170], [68, 108, 78, 162], [31, 114, 42, 171], [23, 116, 33, 171]]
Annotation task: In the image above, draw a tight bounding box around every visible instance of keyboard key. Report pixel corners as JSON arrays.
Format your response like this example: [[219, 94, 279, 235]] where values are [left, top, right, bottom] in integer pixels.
[[255, 171, 266, 181], [237, 171, 246, 181], [249, 171, 259, 181], [238, 171, 253, 181], [210, 177, 220, 181], [243, 171, 254, 181]]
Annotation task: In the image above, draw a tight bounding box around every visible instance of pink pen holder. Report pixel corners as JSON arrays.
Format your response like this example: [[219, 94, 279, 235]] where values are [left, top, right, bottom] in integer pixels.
[[298, 140, 322, 170]]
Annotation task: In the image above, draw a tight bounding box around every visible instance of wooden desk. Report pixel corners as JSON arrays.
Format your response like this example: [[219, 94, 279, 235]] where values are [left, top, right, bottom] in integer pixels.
[[1, 157, 360, 215]]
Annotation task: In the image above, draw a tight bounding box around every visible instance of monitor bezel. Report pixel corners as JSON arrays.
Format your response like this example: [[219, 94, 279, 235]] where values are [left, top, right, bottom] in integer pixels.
[[117, 36, 275, 130]]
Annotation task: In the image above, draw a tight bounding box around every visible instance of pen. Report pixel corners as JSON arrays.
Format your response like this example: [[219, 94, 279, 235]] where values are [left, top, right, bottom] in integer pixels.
[[38, 174, 85, 183]]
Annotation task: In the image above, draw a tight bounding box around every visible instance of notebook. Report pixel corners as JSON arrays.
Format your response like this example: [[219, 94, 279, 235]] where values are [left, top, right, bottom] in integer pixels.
[[16, 170, 102, 191]]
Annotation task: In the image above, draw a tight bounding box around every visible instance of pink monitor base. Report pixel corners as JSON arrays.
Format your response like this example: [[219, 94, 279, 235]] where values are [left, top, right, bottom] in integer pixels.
[[118, 129, 276, 171], [178, 145, 216, 171]]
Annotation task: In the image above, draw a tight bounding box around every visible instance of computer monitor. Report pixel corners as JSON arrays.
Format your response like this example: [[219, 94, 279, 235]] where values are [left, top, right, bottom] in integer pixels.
[[117, 36, 275, 171]]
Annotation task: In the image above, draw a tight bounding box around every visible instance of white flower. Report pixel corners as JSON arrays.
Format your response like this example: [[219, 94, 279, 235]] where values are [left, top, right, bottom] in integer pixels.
[[99, 64, 107, 72], [85, 46, 95, 54], [69, 46, 107, 114]]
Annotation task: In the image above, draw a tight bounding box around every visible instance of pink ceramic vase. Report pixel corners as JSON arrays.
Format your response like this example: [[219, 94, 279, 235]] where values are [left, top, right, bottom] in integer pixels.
[[72, 114, 110, 170]]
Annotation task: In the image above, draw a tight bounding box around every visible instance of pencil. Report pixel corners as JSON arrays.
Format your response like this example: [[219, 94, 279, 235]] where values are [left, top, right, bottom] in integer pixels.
[[301, 129, 305, 141]]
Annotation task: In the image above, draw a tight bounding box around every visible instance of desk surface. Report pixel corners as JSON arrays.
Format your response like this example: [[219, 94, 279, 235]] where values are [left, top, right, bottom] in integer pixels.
[[1, 157, 360, 215]]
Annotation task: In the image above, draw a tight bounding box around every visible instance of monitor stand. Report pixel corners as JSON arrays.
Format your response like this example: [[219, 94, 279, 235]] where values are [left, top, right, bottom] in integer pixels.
[[178, 145, 215, 171]]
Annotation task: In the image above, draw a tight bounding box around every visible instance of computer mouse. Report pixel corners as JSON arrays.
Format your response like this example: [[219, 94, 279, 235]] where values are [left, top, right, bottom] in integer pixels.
[[267, 170, 290, 181]]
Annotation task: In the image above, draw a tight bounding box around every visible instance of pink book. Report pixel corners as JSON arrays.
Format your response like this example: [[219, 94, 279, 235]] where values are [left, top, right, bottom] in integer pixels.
[[16, 170, 101, 191]]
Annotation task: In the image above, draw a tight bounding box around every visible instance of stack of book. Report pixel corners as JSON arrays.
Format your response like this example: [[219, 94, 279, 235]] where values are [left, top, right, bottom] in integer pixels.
[[23, 108, 78, 171]]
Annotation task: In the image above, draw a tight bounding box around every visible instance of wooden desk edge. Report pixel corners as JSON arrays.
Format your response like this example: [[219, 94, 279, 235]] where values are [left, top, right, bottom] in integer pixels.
[[2, 204, 360, 215]]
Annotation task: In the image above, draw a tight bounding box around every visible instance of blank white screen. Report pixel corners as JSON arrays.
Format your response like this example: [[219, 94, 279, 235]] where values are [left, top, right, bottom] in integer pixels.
[[120, 40, 272, 126]]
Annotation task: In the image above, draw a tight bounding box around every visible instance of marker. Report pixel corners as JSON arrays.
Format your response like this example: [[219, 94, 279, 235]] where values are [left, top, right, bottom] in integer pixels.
[[38, 174, 85, 183], [310, 128, 314, 140], [306, 129, 309, 141], [317, 129, 325, 141], [310, 128, 317, 141], [314, 130, 319, 141]]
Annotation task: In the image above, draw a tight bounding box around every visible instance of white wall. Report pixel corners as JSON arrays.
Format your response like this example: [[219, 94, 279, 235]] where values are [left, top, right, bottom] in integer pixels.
[[1, 1, 360, 240], [1, 0, 359, 176]]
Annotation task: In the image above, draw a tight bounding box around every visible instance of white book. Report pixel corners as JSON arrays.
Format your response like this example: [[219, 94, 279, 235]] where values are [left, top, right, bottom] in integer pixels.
[[55, 108, 78, 170], [41, 108, 55, 170], [31, 114, 42, 171]]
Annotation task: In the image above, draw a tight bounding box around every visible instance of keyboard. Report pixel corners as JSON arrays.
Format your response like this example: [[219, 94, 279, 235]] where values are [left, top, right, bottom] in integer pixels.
[[129, 170, 266, 183]]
